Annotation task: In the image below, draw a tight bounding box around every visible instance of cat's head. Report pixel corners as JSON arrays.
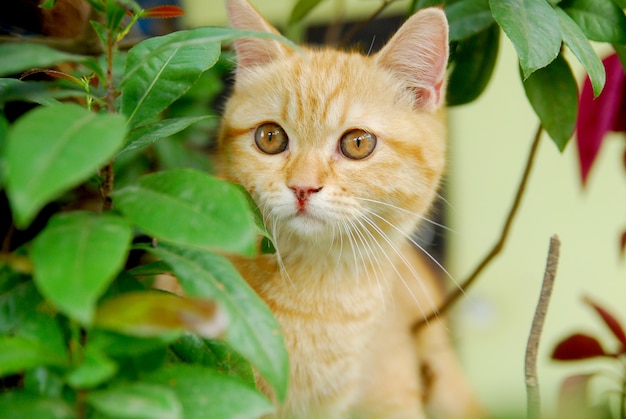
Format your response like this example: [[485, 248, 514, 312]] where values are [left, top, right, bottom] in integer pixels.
[[218, 0, 448, 252]]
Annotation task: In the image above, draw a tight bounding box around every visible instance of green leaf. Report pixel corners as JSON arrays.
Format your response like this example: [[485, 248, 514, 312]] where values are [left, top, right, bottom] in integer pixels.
[[95, 291, 225, 338], [0, 44, 85, 78], [560, 0, 626, 43], [0, 391, 74, 419], [615, 43, 626, 70], [0, 79, 86, 107], [447, 24, 500, 106], [556, 7, 606, 97], [171, 334, 255, 385], [611, 0, 626, 8], [121, 27, 296, 128], [119, 116, 213, 156], [10, 286, 69, 364], [65, 346, 117, 389], [146, 365, 274, 419], [446, 0, 494, 41], [489, 0, 562, 78], [87, 382, 181, 419], [0, 336, 65, 377], [143, 242, 289, 402], [120, 29, 220, 128], [88, 329, 176, 358], [522, 54, 579, 151], [289, 0, 327, 24], [4, 104, 126, 228], [31, 212, 132, 324], [112, 169, 257, 255]]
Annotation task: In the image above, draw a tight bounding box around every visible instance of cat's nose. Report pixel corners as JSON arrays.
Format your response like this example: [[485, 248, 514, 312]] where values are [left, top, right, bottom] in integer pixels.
[[289, 185, 323, 202]]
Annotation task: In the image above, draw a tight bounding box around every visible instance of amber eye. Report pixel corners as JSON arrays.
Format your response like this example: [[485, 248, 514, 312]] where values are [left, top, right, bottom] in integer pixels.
[[255, 123, 288, 155], [339, 129, 377, 160]]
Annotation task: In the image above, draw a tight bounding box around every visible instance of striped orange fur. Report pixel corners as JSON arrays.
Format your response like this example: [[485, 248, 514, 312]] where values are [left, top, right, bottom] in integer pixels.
[[217, 0, 485, 417]]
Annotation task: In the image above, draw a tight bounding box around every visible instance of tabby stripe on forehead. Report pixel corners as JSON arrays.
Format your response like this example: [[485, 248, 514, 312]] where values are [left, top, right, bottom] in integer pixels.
[[319, 78, 345, 125]]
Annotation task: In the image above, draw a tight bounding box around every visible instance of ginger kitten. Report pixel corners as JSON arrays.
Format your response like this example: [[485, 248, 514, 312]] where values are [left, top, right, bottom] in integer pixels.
[[218, 0, 483, 417]]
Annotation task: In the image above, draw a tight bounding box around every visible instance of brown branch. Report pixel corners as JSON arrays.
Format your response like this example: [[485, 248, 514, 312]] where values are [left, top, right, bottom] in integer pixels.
[[525, 234, 561, 419], [99, 27, 117, 211], [338, 0, 397, 47], [414, 124, 544, 330]]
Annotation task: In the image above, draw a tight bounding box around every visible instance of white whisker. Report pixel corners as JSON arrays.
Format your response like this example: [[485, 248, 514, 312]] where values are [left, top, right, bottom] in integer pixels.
[[355, 197, 453, 233], [363, 209, 467, 304], [357, 215, 438, 321]]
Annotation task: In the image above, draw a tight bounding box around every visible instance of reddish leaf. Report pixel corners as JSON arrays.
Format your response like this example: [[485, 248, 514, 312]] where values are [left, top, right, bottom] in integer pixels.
[[584, 296, 626, 348], [576, 54, 626, 185], [141, 5, 184, 19], [20, 68, 82, 85], [551, 333, 609, 360], [621, 231, 626, 256]]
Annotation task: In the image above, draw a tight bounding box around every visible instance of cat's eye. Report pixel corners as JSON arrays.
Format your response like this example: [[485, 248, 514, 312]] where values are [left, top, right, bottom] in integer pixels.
[[339, 129, 377, 160], [255, 123, 289, 155]]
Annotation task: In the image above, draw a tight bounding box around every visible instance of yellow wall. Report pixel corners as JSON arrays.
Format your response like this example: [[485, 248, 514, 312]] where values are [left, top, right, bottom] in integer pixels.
[[182, 1, 626, 415], [448, 40, 626, 416]]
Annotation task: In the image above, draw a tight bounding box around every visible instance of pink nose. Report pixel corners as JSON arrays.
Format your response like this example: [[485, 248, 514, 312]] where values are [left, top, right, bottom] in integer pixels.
[[289, 186, 323, 208]]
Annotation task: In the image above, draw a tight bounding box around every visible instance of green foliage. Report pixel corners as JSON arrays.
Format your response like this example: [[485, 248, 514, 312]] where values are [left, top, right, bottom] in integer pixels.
[[5, 105, 126, 228], [0, 1, 288, 417], [441, 0, 625, 151]]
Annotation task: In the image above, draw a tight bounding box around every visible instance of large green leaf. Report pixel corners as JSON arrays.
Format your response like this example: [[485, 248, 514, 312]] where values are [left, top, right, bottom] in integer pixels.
[[447, 24, 500, 106], [0, 336, 66, 377], [171, 334, 255, 385], [560, 0, 626, 43], [112, 169, 257, 255], [490, 0, 562, 78], [0, 43, 85, 78], [31, 212, 132, 324], [556, 7, 606, 97], [120, 28, 294, 129], [143, 242, 288, 402], [4, 104, 126, 228], [119, 116, 213, 156], [446, 0, 494, 41], [0, 391, 74, 419], [87, 382, 182, 419], [522, 54, 579, 151], [121, 29, 219, 128], [146, 365, 274, 419], [95, 291, 225, 338]]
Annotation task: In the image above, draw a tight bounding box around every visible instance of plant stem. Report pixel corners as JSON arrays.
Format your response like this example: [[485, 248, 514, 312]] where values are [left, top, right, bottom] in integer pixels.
[[414, 124, 544, 330], [622, 361, 626, 419], [525, 235, 560, 419], [100, 28, 117, 211]]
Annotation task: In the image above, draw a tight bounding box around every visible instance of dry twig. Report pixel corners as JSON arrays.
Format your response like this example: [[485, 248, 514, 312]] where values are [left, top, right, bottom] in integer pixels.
[[525, 235, 561, 419]]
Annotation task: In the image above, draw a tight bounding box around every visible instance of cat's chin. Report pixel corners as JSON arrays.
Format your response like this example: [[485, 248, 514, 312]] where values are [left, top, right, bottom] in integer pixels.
[[284, 213, 328, 238]]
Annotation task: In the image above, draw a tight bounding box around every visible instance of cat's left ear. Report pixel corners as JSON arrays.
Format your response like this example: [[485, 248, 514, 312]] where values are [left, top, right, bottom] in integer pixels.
[[226, 0, 286, 73], [375, 8, 449, 111]]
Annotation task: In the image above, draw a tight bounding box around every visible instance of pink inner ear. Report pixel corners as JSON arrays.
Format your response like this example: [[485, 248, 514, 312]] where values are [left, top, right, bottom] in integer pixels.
[[375, 8, 449, 111], [226, 0, 283, 72]]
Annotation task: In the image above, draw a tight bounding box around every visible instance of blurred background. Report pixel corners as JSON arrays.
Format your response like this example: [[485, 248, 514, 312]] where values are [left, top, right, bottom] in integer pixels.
[[153, 0, 626, 416]]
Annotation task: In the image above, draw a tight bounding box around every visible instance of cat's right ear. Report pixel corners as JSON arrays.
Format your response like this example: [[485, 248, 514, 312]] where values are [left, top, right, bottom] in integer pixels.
[[226, 0, 285, 72]]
